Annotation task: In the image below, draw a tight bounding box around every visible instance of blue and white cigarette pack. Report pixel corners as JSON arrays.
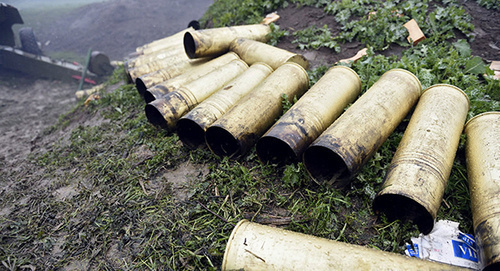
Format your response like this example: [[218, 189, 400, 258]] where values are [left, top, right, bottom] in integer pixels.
[[405, 220, 482, 270]]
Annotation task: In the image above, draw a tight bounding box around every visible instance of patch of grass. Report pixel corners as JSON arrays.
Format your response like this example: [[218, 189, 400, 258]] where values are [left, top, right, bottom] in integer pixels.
[[324, 0, 474, 51], [200, 0, 289, 27], [291, 25, 341, 51], [280, 93, 297, 114], [267, 23, 290, 46], [476, 0, 500, 9]]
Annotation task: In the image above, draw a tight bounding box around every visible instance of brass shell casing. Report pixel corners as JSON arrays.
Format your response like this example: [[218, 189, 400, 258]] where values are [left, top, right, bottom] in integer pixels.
[[127, 45, 185, 69], [257, 65, 361, 164], [184, 24, 271, 59], [132, 56, 210, 91], [145, 59, 248, 131], [373, 84, 470, 234], [139, 52, 240, 101], [177, 62, 273, 148], [303, 69, 422, 188], [229, 38, 309, 70], [135, 27, 194, 55], [128, 53, 208, 82], [465, 112, 500, 271], [205, 62, 309, 158], [222, 220, 466, 271]]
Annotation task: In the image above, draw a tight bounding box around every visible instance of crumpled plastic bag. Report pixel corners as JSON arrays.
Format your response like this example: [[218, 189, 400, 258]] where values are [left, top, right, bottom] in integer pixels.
[[405, 220, 482, 270]]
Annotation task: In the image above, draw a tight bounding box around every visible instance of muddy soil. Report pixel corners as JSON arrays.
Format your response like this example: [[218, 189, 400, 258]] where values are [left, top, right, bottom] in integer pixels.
[[0, 69, 77, 167], [0, 0, 213, 168], [274, 1, 500, 67], [275, 5, 365, 69]]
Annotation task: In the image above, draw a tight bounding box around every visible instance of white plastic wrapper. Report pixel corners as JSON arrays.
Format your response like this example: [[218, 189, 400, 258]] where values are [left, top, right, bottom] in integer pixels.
[[405, 220, 482, 270]]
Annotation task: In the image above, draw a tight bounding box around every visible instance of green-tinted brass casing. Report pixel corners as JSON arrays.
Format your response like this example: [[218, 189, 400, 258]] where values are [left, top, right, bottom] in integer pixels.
[[222, 220, 467, 271], [184, 24, 271, 59], [230, 38, 309, 70], [139, 52, 240, 101], [145, 59, 248, 131], [177, 62, 273, 148], [303, 69, 422, 188], [373, 84, 469, 234], [257, 65, 361, 164], [465, 112, 500, 271], [205, 62, 309, 158]]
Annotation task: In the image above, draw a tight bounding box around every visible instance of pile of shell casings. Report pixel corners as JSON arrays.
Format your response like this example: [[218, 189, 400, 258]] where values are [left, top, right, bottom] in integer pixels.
[[127, 23, 499, 270]]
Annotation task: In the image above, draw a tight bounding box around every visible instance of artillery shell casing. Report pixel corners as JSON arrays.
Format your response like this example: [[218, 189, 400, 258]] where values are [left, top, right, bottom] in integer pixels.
[[132, 56, 210, 93], [145, 59, 248, 131], [465, 112, 500, 271], [303, 69, 422, 188], [222, 220, 467, 271], [127, 45, 185, 69], [177, 62, 273, 148], [139, 52, 240, 102], [135, 27, 194, 54], [184, 24, 271, 59], [205, 62, 309, 158], [257, 65, 361, 165], [129, 53, 205, 82], [373, 84, 469, 234], [229, 38, 309, 70]]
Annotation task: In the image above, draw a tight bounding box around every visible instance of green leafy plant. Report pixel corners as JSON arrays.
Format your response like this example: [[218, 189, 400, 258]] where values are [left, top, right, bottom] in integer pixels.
[[476, 0, 500, 9], [281, 93, 298, 114], [292, 24, 341, 51], [326, 0, 474, 51], [200, 0, 289, 27], [267, 23, 290, 46]]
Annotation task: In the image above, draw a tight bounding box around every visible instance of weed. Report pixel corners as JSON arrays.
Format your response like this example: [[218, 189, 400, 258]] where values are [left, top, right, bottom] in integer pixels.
[[280, 93, 297, 115], [476, 0, 500, 9], [325, 0, 474, 51], [200, 0, 288, 27], [267, 23, 290, 46], [307, 64, 329, 85], [292, 25, 341, 52]]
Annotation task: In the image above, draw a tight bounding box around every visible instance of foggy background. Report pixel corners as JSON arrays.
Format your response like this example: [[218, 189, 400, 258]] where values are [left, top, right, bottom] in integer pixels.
[[2, 0, 213, 61]]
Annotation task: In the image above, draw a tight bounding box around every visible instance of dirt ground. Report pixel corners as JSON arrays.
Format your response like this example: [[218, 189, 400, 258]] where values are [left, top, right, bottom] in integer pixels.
[[274, 1, 499, 67], [0, 0, 499, 268], [0, 0, 212, 168]]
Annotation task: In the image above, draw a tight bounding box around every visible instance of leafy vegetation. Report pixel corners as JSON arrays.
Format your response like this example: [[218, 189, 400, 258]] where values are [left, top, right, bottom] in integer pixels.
[[476, 0, 500, 9], [1, 0, 499, 270], [200, 0, 288, 27], [323, 0, 474, 51], [266, 23, 290, 46], [292, 25, 341, 51]]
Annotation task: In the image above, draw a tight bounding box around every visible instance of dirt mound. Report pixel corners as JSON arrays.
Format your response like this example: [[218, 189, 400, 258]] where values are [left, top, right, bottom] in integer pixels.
[[462, 1, 500, 60], [36, 0, 212, 60], [274, 1, 499, 68], [275, 5, 364, 69]]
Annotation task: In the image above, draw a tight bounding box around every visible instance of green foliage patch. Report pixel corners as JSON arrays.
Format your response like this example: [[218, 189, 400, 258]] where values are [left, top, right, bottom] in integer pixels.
[[292, 25, 341, 51], [324, 0, 474, 51], [476, 0, 500, 9], [200, 0, 289, 27]]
